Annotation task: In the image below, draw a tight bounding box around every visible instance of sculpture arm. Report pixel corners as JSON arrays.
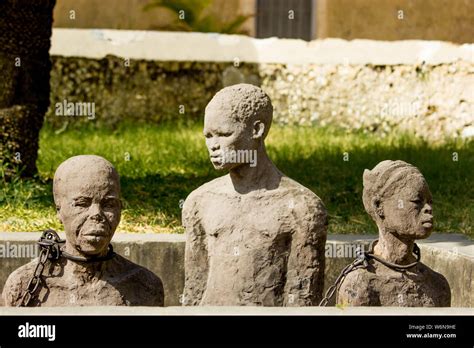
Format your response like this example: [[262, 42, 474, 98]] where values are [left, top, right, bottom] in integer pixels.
[[182, 194, 209, 306], [283, 197, 328, 306], [2, 269, 27, 307]]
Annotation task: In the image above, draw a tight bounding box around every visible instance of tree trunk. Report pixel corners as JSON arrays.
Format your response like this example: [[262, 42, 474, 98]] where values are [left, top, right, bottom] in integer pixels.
[[0, 0, 56, 178]]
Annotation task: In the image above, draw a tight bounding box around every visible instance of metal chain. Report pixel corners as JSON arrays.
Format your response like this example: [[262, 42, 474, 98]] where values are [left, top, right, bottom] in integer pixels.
[[16, 229, 116, 307], [17, 229, 63, 307], [367, 240, 420, 271], [319, 252, 369, 306], [319, 239, 421, 307]]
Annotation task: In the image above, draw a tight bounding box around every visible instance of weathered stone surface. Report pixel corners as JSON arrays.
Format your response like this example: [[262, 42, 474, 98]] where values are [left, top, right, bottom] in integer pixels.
[[2, 155, 164, 306], [47, 56, 260, 128], [0, 233, 184, 307], [337, 262, 450, 306], [3, 253, 163, 306], [42, 29, 474, 141], [1, 233, 472, 307], [261, 61, 474, 141], [182, 84, 328, 306], [337, 160, 451, 307], [44, 56, 474, 141]]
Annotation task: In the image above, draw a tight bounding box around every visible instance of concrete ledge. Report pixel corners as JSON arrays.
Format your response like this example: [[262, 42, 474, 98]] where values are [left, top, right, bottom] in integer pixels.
[[1, 233, 472, 307], [0, 306, 472, 316], [50, 29, 474, 65]]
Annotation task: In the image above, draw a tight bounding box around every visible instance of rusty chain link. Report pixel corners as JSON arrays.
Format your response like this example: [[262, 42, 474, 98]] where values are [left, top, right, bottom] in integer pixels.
[[319, 252, 369, 306], [16, 229, 115, 307], [319, 239, 421, 306], [17, 229, 63, 307]]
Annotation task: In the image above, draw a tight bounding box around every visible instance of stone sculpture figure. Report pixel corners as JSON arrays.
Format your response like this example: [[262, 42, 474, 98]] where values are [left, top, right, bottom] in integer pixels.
[[182, 84, 328, 306], [2, 155, 164, 306], [337, 160, 451, 307]]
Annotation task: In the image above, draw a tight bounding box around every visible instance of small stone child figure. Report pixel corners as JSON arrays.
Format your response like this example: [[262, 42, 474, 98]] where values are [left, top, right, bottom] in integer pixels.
[[2, 155, 164, 306], [337, 160, 451, 307]]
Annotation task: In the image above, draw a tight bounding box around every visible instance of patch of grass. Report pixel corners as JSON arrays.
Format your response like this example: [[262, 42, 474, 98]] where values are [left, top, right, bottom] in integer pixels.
[[1, 122, 472, 237]]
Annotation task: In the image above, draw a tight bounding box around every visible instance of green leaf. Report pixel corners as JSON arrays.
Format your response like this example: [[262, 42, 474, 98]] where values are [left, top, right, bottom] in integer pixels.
[[143, 0, 251, 34]]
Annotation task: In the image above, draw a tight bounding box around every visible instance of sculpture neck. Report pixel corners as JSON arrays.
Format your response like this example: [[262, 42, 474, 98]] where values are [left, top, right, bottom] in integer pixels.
[[63, 242, 108, 275], [229, 145, 282, 193], [373, 231, 417, 265]]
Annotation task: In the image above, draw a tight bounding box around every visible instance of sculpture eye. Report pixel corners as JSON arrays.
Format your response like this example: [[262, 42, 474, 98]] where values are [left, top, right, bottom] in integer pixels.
[[410, 199, 422, 207], [103, 198, 118, 209], [74, 198, 91, 207]]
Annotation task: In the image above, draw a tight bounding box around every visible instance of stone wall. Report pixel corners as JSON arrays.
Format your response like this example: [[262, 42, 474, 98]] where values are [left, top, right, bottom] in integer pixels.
[[1, 233, 472, 307], [46, 58, 474, 141], [260, 61, 473, 140], [48, 56, 260, 127], [45, 30, 474, 141]]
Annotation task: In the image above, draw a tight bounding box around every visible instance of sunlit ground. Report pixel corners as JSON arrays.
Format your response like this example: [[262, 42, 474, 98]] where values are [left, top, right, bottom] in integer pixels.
[[1, 122, 472, 237]]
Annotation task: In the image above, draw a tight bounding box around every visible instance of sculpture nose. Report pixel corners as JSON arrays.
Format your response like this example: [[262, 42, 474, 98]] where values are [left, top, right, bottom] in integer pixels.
[[89, 204, 105, 222], [210, 140, 220, 151], [423, 203, 432, 214], [205, 136, 219, 151]]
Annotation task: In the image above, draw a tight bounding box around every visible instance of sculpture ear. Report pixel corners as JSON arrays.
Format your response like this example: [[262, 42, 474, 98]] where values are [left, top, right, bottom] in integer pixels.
[[252, 120, 265, 139], [372, 197, 384, 219]]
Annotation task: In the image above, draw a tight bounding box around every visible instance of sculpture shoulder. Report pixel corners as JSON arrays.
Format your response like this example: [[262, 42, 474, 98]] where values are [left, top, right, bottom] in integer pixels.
[[2, 259, 39, 306], [182, 176, 228, 214], [417, 263, 451, 294], [280, 176, 327, 226], [280, 176, 326, 212], [110, 254, 163, 286], [108, 254, 164, 306], [343, 267, 374, 284]]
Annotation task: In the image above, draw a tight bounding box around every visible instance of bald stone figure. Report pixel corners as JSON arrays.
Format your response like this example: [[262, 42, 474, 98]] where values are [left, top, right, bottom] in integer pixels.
[[2, 155, 164, 306], [337, 160, 451, 307], [182, 84, 328, 306]]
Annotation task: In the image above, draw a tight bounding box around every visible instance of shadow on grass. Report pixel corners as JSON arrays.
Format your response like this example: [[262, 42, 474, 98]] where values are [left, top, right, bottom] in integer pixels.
[[3, 128, 472, 237], [119, 172, 219, 228], [114, 139, 472, 236], [271, 141, 473, 236]]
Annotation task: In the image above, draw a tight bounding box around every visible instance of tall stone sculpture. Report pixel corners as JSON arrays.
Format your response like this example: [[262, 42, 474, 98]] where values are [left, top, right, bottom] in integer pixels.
[[337, 160, 451, 306], [2, 155, 164, 306], [182, 84, 328, 306]]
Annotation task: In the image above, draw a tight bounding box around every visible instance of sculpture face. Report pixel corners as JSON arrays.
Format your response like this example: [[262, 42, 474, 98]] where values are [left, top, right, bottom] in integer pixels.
[[55, 158, 121, 256], [380, 175, 433, 239], [203, 103, 256, 171]]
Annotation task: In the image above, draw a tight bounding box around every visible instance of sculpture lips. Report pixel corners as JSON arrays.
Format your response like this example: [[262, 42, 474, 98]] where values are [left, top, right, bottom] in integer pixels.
[[422, 218, 433, 228], [83, 229, 108, 237]]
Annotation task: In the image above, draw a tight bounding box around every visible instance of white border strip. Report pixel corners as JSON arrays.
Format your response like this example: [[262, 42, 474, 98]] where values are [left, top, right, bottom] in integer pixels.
[[50, 28, 474, 65], [1, 306, 473, 315]]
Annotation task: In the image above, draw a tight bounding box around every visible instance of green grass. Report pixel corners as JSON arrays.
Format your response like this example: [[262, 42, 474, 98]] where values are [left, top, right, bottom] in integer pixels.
[[1, 122, 473, 237]]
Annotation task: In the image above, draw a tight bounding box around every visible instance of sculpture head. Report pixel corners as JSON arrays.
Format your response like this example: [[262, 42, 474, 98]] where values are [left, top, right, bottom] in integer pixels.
[[203, 83, 273, 170], [362, 160, 433, 240], [53, 155, 121, 257]]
